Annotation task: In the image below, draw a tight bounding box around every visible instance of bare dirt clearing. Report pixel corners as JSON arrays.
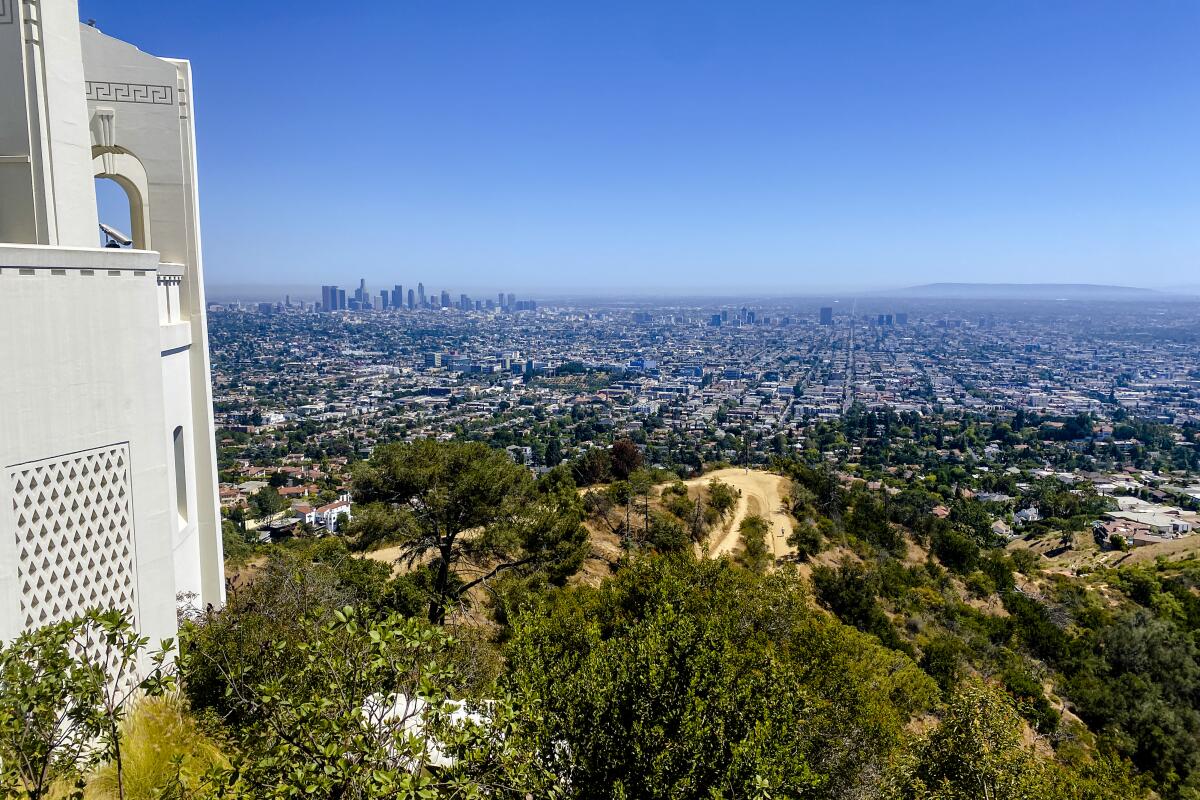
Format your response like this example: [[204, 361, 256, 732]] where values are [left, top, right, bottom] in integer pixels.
[[687, 468, 794, 560]]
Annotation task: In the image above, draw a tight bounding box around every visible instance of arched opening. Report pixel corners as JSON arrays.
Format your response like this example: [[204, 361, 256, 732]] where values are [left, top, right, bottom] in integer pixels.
[[173, 426, 189, 528], [94, 175, 144, 249], [92, 150, 151, 250]]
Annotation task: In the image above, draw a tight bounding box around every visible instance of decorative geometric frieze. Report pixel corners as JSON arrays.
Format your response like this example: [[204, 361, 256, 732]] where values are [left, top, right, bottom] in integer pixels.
[[9, 443, 139, 631], [86, 80, 173, 105], [0, 0, 15, 25]]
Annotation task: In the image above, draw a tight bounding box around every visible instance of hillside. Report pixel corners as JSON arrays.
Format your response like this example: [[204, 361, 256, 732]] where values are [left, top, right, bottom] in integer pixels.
[[193, 445, 1200, 799]]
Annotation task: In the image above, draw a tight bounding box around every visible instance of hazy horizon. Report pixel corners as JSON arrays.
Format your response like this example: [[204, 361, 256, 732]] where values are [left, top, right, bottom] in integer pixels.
[[204, 279, 1200, 306], [83, 1, 1200, 291]]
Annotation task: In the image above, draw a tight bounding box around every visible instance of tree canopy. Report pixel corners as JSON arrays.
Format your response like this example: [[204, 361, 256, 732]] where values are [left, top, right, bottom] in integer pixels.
[[349, 440, 589, 623]]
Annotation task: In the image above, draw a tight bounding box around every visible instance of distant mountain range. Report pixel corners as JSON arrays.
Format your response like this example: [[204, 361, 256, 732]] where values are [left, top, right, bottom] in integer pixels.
[[880, 282, 1165, 300]]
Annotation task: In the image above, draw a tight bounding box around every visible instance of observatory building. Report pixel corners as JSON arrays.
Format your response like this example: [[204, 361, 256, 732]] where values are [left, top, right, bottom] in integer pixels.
[[0, 3, 224, 645]]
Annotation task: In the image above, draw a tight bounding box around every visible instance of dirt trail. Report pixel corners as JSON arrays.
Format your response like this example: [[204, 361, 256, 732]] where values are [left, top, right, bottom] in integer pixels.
[[686, 468, 794, 559]]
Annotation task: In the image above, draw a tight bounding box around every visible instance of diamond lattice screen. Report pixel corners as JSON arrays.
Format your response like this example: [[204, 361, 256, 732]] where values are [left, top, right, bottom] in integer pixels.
[[9, 444, 139, 630]]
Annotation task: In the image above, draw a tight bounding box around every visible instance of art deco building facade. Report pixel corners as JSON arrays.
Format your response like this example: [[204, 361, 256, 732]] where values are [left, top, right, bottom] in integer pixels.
[[0, 2, 224, 645]]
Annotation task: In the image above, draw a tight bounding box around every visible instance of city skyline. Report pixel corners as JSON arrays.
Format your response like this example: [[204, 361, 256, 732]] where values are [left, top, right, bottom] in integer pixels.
[[307, 278, 538, 313], [204, 278, 1197, 307], [82, 0, 1200, 292]]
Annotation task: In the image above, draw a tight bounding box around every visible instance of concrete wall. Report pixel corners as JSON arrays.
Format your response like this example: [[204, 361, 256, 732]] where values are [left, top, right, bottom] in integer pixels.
[[0, 0, 99, 246], [0, 245, 177, 645]]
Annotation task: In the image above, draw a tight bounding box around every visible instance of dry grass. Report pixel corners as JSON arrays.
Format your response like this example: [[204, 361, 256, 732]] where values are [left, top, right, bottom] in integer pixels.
[[83, 695, 228, 800]]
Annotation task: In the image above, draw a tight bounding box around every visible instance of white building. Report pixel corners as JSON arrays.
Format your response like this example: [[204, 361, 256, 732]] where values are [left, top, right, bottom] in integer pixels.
[[0, 4, 224, 647], [316, 500, 352, 533]]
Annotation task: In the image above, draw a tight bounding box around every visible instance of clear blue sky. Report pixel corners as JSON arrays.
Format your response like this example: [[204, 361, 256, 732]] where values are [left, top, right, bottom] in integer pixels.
[[81, 1, 1200, 294]]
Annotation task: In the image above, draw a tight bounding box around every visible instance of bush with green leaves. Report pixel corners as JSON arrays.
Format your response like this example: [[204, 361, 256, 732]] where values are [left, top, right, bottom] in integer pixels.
[[191, 606, 560, 799], [505, 555, 937, 799], [705, 478, 739, 521], [787, 519, 825, 560], [0, 609, 173, 800], [645, 510, 689, 553], [887, 679, 1147, 800], [735, 513, 772, 573], [812, 558, 913, 655]]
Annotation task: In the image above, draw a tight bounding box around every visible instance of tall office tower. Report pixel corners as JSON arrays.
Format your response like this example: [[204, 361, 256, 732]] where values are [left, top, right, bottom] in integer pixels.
[[0, 5, 225, 650], [506, 293, 516, 310], [459, 293, 469, 310], [407, 288, 415, 309], [391, 284, 402, 309], [379, 290, 389, 310], [440, 290, 450, 308], [355, 278, 367, 306], [418, 282, 426, 307], [337, 288, 347, 309], [819, 307, 834, 325], [498, 292, 505, 309], [321, 285, 333, 311]]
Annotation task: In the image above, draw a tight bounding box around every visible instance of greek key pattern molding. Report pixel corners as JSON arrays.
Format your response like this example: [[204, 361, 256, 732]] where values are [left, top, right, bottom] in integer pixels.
[[86, 80, 174, 105]]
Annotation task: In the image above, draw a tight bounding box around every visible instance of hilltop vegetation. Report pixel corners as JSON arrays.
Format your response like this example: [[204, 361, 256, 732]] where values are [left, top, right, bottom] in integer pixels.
[[8, 438, 1200, 798]]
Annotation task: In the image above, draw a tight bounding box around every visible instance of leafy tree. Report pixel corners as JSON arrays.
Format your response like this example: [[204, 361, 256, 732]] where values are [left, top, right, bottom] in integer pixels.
[[248, 485, 286, 522], [919, 635, 964, 694], [645, 511, 689, 553], [931, 526, 979, 573], [706, 478, 739, 521], [735, 514, 772, 573], [888, 680, 1147, 800], [787, 519, 824, 560], [181, 548, 368, 725], [609, 439, 644, 481], [545, 436, 563, 466], [848, 493, 903, 553], [350, 440, 589, 623], [1065, 608, 1200, 795], [812, 559, 910, 654], [570, 448, 611, 486], [1009, 548, 1042, 576], [221, 518, 255, 565], [506, 555, 936, 799], [189, 606, 559, 799], [979, 550, 1016, 592], [888, 680, 1047, 799], [0, 610, 173, 800]]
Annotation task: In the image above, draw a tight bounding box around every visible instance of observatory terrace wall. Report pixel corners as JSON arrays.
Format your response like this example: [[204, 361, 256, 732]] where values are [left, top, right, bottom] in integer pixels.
[[0, 243, 179, 647]]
